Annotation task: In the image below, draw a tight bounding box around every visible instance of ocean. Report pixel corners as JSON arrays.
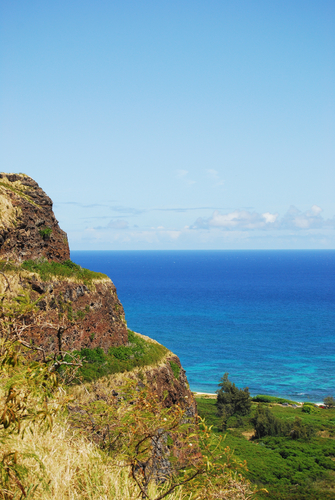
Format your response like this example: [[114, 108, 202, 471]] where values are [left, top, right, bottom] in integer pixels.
[[71, 250, 335, 402]]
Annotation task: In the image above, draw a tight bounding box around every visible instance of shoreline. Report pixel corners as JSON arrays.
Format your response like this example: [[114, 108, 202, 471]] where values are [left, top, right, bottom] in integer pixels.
[[192, 391, 324, 405]]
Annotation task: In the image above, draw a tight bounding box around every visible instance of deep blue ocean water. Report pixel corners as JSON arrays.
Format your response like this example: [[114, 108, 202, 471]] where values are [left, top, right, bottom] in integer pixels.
[[71, 250, 335, 402]]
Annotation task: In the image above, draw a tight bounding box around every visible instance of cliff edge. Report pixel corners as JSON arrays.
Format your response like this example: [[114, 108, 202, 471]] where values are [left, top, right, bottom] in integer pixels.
[[0, 173, 196, 414]]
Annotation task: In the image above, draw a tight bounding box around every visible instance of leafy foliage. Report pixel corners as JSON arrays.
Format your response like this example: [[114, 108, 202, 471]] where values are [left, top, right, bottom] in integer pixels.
[[196, 396, 335, 500], [0, 340, 70, 499], [38, 227, 52, 239], [216, 373, 251, 428], [69, 381, 254, 500], [251, 406, 315, 440], [302, 402, 319, 414], [252, 405, 288, 438]]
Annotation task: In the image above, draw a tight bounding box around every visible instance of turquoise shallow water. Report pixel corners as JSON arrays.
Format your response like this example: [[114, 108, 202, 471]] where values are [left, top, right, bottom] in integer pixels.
[[71, 250, 335, 402]]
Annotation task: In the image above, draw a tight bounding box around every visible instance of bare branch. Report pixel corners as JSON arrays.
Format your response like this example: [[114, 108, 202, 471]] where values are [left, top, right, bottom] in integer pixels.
[[0, 271, 11, 291]]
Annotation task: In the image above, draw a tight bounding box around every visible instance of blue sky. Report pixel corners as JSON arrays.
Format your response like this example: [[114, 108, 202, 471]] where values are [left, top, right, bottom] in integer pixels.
[[1, 0, 334, 250]]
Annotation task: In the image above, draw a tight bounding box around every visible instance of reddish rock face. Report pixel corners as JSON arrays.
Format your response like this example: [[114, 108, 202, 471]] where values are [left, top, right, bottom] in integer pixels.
[[24, 277, 128, 353], [0, 173, 70, 262], [145, 355, 197, 417], [0, 172, 128, 353]]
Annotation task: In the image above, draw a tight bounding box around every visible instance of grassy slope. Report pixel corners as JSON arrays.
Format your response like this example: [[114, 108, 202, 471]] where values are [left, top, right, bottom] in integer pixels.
[[21, 259, 107, 284], [74, 330, 169, 382], [196, 397, 335, 500]]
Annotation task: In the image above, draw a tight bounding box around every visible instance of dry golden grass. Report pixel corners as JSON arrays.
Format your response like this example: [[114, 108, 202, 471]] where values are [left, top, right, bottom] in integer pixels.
[[0, 192, 21, 231], [2, 416, 189, 500]]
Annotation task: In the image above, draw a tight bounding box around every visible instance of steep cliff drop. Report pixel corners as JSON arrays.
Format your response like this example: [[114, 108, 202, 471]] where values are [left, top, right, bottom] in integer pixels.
[[0, 173, 196, 415]]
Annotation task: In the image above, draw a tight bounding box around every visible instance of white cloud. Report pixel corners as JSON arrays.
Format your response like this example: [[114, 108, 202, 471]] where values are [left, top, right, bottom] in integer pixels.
[[281, 205, 333, 230], [192, 206, 334, 232], [93, 219, 129, 230], [263, 212, 278, 224], [207, 169, 224, 186], [108, 219, 129, 229], [193, 209, 279, 230], [176, 169, 196, 185]]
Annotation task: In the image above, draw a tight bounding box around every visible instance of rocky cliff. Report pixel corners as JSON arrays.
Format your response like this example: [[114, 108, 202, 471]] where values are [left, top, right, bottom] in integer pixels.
[[0, 173, 70, 262], [0, 173, 196, 414]]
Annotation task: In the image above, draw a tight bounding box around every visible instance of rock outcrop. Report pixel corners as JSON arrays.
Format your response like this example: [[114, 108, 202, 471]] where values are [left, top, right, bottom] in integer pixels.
[[0, 173, 70, 262], [24, 276, 128, 352]]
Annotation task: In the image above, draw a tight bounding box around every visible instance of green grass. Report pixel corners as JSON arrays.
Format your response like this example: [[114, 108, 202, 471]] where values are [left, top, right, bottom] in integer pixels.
[[169, 360, 180, 379], [196, 397, 335, 500], [21, 259, 107, 285], [74, 330, 168, 382]]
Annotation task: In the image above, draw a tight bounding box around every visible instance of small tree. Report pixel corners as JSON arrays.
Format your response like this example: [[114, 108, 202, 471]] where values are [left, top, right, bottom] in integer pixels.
[[216, 373, 251, 428], [324, 396, 335, 408]]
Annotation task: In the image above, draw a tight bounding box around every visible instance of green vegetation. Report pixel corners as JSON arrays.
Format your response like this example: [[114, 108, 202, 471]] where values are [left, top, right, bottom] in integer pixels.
[[196, 396, 335, 500], [302, 402, 319, 414], [0, 179, 38, 207], [252, 405, 316, 440], [169, 360, 180, 379], [324, 396, 335, 408], [0, 256, 254, 499], [0, 339, 71, 498], [21, 259, 107, 285], [75, 330, 168, 382], [38, 226, 52, 239], [252, 394, 298, 405], [0, 340, 254, 500], [216, 373, 251, 428]]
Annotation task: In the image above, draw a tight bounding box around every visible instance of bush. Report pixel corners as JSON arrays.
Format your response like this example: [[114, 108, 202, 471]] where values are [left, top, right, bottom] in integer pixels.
[[252, 405, 288, 439], [290, 417, 316, 440], [252, 406, 316, 441], [302, 403, 319, 414], [39, 227, 52, 239]]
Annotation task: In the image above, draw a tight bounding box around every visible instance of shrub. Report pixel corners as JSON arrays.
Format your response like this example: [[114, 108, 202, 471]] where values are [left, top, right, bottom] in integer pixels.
[[252, 407, 316, 441], [39, 227, 52, 239], [290, 417, 316, 440], [252, 405, 288, 439], [302, 403, 319, 414]]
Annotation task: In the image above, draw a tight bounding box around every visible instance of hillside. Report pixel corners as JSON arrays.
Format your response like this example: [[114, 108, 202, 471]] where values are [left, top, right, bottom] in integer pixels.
[[0, 173, 255, 499]]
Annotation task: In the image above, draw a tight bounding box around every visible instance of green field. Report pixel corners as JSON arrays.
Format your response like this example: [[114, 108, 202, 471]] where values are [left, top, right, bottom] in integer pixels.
[[196, 396, 335, 499]]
